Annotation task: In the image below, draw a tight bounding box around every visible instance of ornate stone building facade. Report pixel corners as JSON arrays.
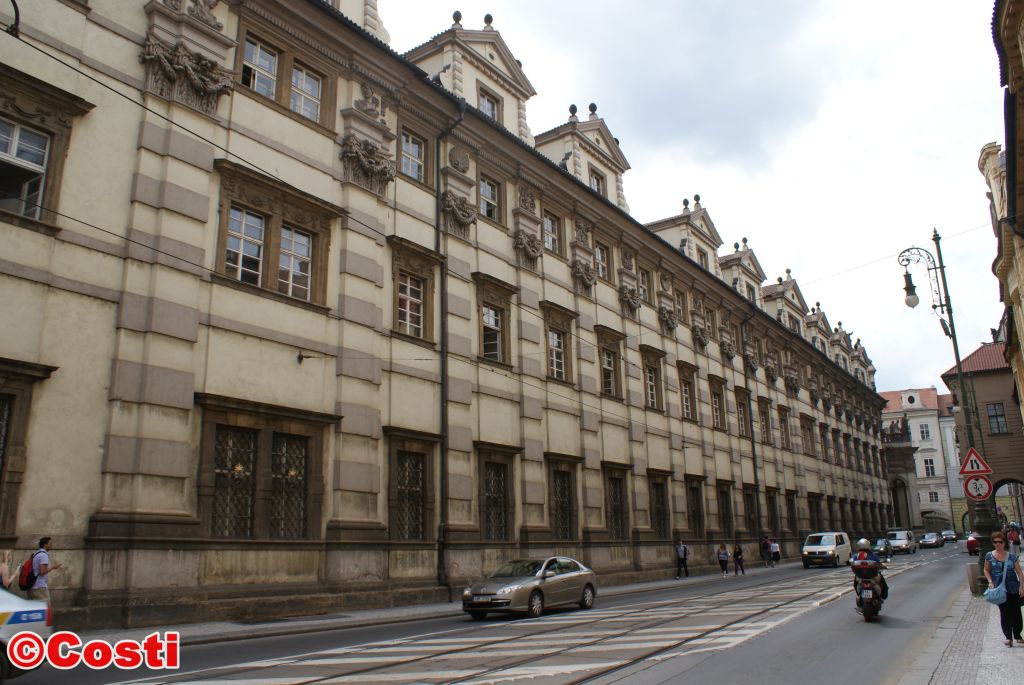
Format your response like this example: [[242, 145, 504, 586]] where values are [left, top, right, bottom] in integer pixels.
[[0, 0, 888, 628]]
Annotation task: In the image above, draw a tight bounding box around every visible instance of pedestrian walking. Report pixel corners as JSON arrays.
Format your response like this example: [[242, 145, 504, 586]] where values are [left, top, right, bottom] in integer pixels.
[[27, 537, 61, 604], [770, 539, 781, 567], [675, 540, 689, 579], [0, 550, 16, 590], [985, 531, 1024, 646], [733, 544, 745, 576], [760, 535, 771, 567], [1009, 526, 1021, 557], [716, 543, 730, 577]]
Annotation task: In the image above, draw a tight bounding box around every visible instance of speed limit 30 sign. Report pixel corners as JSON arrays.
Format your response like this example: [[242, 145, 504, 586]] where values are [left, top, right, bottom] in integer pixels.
[[963, 474, 993, 501]]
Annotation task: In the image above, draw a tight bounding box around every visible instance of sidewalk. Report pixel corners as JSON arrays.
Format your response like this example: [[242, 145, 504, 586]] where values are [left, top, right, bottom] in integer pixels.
[[900, 589, 1024, 685], [74, 560, 790, 647]]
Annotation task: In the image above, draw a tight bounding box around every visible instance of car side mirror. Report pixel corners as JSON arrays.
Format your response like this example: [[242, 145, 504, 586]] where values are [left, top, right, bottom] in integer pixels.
[[544, 570, 556, 578]]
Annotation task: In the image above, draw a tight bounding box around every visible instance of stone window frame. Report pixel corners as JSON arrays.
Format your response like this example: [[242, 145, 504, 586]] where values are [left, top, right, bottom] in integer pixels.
[[476, 443, 518, 543], [716, 481, 734, 537], [639, 345, 666, 412], [214, 160, 341, 308], [987, 402, 1009, 434], [637, 267, 653, 304], [758, 397, 773, 445], [0, 64, 94, 229], [647, 470, 672, 540], [777, 405, 792, 451], [593, 240, 613, 281], [234, 19, 337, 132], [540, 300, 577, 385], [388, 235, 443, 346], [602, 462, 631, 541], [799, 414, 816, 456], [0, 358, 57, 542], [588, 164, 607, 198], [398, 125, 431, 187], [542, 210, 564, 256], [735, 388, 751, 438], [383, 427, 439, 543], [686, 476, 705, 538], [696, 248, 709, 270], [476, 81, 503, 122], [478, 172, 504, 227], [595, 325, 625, 400], [677, 362, 698, 423], [195, 393, 337, 541], [708, 375, 727, 432], [674, 288, 689, 326], [546, 453, 581, 542], [472, 272, 518, 367]]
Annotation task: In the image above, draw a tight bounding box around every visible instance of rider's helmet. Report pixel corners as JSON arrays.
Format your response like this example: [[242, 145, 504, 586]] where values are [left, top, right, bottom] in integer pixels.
[[857, 538, 871, 551]]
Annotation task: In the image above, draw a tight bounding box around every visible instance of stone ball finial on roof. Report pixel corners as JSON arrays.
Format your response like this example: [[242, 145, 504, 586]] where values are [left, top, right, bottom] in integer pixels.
[[453, 10, 462, 25], [614, 137, 619, 145], [742, 237, 748, 247], [816, 301, 821, 308], [569, 103, 577, 115], [785, 268, 792, 279], [516, 59, 521, 67], [682, 198, 690, 209], [694, 193, 701, 203], [734, 242, 740, 250], [589, 102, 597, 114], [484, 13, 493, 27], [777, 277, 783, 284]]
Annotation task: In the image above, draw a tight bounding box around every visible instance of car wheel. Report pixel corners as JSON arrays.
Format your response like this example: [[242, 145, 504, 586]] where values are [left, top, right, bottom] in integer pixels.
[[0, 648, 10, 683], [527, 590, 544, 619], [579, 584, 595, 610], [832, 556, 839, 568], [469, 611, 487, 621], [803, 561, 810, 569], [913, 548, 917, 554]]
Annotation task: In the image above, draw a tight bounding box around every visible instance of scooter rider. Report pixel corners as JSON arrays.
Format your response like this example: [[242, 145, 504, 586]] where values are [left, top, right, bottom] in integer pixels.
[[851, 538, 888, 599]]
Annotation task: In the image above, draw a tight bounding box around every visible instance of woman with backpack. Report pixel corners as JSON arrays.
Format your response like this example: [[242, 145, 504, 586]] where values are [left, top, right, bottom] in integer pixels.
[[716, 543, 730, 577]]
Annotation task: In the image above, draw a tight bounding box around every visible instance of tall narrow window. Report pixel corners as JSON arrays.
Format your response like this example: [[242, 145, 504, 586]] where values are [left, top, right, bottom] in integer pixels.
[[242, 38, 278, 98], [736, 389, 750, 437], [548, 330, 566, 380], [473, 272, 516, 365], [543, 212, 561, 253], [786, 491, 798, 532], [641, 346, 664, 411], [479, 176, 499, 221], [759, 399, 772, 445], [988, 403, 1009, 433], [710, 378, 726, 431], [269, 434, 308, 538], [687, 479, 704, 538], [395, 451, 425, 540], [594, 242, 610, 279], [481, 304, 502, 361], [0, 118, 49, 219], [589, 168, 606, 196], [744, 487, 758, 534], [542, 301, 576, 383], [483, 461, 509, 541], [601, 349, 618, 395], [697, 248, 709, 270], [718, 484, 733, 537], [820, 424, 830, 462], [919, 423, 931, 440], [767, 490, 780, 536], [923, 458, 936, 478], [606, 473, 628, 539], [550, 467, 574, 540], [800, 416, 816, 456], [638, 269, 651, 302], [674, 289, 688, 325], [650, 481, 669, 539], [397, 272, 425, 338], [778, 406, 791, 450], [746, 284, 757, 302], [289, 64, 321, 121], [277, 226, 312, 301], [212, 427, 258, 538], [678, 363, 697, 422], [226, 207, 265, 286], [400, 130, 425, 182]]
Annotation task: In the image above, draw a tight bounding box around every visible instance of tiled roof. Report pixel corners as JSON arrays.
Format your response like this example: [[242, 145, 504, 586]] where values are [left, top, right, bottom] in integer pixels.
[[936, 393, 956, 417], [879, 388, 939, 413], [942, 342, 1009, 376]]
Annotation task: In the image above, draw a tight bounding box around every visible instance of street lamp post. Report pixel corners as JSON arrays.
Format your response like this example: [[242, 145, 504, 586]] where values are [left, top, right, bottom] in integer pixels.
[[898, 229, 996, 577]]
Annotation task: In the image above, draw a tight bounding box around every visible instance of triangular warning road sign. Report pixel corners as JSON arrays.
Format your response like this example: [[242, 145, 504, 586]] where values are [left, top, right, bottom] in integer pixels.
[[959, 447, 993, 476]]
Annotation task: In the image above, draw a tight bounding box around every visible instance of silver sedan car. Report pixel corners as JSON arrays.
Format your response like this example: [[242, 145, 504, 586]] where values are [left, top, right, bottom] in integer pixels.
[[462, 556, 598, 620]]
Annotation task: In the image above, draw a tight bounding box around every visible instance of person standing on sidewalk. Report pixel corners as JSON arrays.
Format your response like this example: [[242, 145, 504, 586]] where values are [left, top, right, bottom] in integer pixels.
[[760, 535, 771, 567], [733, 543, 745, 576], [29, 537, 61, 604], [675, 540, 689, 579], [716, 544, 730, 577], [984, 531, 1024, 647], [1009, 525, 1021, 557], [770, 539, 781, 567]]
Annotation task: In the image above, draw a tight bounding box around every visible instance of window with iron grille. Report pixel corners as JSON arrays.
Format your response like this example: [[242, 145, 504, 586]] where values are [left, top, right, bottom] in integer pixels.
[[606, 473, 628, 539], [786, 491, 798, 532], [483, 461, 509, 541], [650, 481, 669, 539], [988, 403, 1009, 433], [766, 490, 780, 536], [687, 480, 704, 538], [551, 468, 574, 540], [212, 427, 258, 538], [744, 487, 758, 534], [808, 495, 822, 531], [270, 433, 308, 538], [718, 484, 733, 537], [395, 451, 426, 540]]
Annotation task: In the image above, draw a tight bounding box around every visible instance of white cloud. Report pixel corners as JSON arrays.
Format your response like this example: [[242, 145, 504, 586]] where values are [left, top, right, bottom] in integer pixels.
[[384, 0, 1005, 393]]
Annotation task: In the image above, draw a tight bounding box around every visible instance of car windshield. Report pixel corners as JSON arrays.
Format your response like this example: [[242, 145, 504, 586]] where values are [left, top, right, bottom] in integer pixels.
[[942, 530, 954, 535], [924, 533, 937, 539], [490, 560, 542, 578], [887, 532, 907, 540], [805, 535, 834, 546], [874, 539, 887, 546]]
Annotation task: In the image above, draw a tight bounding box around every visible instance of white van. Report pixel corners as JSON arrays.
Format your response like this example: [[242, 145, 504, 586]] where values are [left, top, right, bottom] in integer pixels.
[[801, 531, 852, 568]]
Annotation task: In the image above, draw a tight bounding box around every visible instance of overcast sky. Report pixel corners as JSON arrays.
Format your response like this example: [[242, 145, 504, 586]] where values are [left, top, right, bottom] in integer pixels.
[[384, 1, 1005, 395]]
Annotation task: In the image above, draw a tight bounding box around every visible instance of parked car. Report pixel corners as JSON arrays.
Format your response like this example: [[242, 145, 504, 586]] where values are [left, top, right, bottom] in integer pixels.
[[920, 532, 945, 548], [887, 529, 918, 554], [941, 529, 957, 542], [872, 538, 894, 560], [801, 531, 852, 568], [462, 557, 597, 620], [966, 533, 979, 556], [0, 589, 52, 681]]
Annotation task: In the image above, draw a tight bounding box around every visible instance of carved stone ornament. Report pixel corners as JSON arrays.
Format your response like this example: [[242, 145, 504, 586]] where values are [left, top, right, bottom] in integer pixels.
[[719, 336, 736, 361], [570, 258, 597, 295], [354, 82, 386, 121], [513, 229, 544, 270], [783, 366, 800, 396], [618, 284, 642, 314], [743, 342, 759, 372], [690, 307, 708, 348], [339, 133, 396, 196], [140, 32, 232, 116], [659, 273, 671, 292], [518, 184, 537, 213], [441, 191, 476, 238], [821, 389, 833, 412], [573, 219, 592, 245], [764, 353, 778, 384], [658, 304, 678, 334], [162, 0, 182, 9], [186, 0, 222, 30], [621, 251, 634, 272], [449, 146, 470, 173]]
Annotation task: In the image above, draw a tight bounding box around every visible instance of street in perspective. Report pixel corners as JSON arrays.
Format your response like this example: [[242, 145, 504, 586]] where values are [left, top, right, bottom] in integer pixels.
[[2, 1, 1024, 684]]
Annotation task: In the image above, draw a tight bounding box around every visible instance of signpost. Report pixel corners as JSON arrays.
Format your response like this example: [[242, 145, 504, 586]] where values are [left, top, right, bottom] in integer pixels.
[[960, 447, 994, 502]]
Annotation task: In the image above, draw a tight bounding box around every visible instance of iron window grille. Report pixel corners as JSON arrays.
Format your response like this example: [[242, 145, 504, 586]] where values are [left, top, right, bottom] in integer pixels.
[[786, 492, 798, 532], [606, 475, 628, 539], [483, 461, 508, 541], [212, 427, 258, 538], [687, 481, 704, 538], [650, 481, 669, 539], [395, 451, 425, 540], [718, 486, 733, 537], [552, 469, 573, 540], [269, 433, 308, 538]]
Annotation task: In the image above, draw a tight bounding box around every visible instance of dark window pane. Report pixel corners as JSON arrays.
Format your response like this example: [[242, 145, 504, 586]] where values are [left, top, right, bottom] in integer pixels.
[[483, 461, 508, 540], [396, 451, 425, 540], [270, 433, 308, 538], [212, 427, 257, 538]]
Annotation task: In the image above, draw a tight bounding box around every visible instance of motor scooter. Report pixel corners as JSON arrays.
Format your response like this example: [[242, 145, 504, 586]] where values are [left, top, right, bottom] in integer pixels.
[[852, 558, 884, 621]]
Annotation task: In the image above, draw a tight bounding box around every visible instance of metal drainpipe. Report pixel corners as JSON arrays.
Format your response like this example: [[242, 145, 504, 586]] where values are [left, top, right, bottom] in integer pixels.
[[435, 97, 466, 596], [739, 308, 762, 541]]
